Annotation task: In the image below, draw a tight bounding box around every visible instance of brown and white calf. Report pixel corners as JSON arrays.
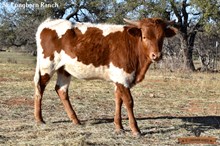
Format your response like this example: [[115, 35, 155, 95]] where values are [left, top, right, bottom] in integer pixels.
[[34, 18, 177, 136]]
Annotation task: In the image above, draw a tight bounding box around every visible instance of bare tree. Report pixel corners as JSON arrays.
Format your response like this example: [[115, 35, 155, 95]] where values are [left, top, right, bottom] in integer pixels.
[[195, 29, 220, 71]]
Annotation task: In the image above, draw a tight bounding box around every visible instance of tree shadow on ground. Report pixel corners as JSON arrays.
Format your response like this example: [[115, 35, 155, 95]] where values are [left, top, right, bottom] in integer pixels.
[[138, 116, 220, 127], [52, 116, 220, 135], [138, 116, 220, 135], [85, 116, 220, 135]]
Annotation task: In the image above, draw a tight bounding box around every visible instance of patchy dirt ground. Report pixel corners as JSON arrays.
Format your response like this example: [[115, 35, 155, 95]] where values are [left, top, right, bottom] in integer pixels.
[[0, 52, 220, 145]]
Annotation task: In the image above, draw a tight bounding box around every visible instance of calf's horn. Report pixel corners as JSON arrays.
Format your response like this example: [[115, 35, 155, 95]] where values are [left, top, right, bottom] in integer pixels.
[[123, 18, 140, 27]]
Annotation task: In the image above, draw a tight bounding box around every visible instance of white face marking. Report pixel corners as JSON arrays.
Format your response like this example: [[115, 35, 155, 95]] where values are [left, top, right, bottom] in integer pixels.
[[75, 22, 124, 36]]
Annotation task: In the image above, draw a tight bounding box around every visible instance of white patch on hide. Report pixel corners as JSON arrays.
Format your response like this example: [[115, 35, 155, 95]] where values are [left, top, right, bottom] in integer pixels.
[[58, 51, 135, 88], [64, 58, 109, 80], [108, 63, 135, 88], [39, 57, 55, 76], [36, 19, 73, 39], [56, 70, 71, 92], [75, 22, 124, 36]]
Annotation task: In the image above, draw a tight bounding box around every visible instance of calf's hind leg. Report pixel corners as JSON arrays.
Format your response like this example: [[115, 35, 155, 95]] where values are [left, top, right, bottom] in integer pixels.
[[34, 73, 51, 124], [55, 67, 80, 124]]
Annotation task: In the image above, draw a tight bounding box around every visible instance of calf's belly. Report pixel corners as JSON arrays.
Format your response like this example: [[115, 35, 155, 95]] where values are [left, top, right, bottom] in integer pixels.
[[64, 59, 135, 88], [64, 61, 110, 80]]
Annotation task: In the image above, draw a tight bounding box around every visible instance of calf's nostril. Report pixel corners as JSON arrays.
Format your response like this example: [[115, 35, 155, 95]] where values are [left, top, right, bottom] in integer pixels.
[[150, 52, 162, 61], [151, 53, 156, 59]]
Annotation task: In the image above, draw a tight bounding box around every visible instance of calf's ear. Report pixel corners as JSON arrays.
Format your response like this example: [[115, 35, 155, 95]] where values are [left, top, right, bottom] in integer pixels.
[[128, 27, 141, 37], [165, 27, 178, 38]]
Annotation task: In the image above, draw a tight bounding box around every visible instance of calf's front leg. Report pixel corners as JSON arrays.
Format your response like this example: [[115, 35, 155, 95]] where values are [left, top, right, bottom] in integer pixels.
[[115, 83, 141, 136], [114, 86, 124, 133]]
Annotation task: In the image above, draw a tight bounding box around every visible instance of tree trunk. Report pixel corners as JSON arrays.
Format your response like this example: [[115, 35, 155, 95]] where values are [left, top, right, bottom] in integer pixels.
[[179, 34, 196, 71]]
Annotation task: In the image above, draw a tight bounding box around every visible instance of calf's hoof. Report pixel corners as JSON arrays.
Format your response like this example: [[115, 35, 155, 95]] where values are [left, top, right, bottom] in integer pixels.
[[36, 120, 46, 125], [72, 120, 81, 125], [133, 131, 141, 138], [115, 129, 125, 135]]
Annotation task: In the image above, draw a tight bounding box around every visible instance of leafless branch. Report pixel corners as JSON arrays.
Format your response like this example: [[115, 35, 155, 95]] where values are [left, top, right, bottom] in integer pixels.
[[169, 0, 182, 24]]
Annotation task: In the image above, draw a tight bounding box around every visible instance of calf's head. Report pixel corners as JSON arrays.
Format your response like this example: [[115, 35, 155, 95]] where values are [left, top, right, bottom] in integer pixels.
[[124, 18, 177, 62]]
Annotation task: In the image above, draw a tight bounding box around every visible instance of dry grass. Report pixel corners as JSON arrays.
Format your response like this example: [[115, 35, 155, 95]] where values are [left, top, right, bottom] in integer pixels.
[[0, 52, 220, 145]]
